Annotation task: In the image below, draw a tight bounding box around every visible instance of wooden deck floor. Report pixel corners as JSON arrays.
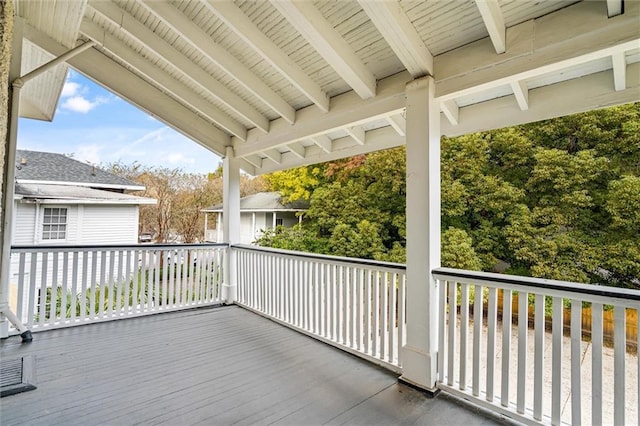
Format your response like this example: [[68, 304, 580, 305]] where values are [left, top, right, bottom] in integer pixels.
[[1, 306, 504, 425]]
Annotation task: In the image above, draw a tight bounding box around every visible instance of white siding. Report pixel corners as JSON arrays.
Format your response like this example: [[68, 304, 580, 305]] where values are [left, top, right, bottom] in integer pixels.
[[80, 205, 139, 245], [13, 202, 37, 245]]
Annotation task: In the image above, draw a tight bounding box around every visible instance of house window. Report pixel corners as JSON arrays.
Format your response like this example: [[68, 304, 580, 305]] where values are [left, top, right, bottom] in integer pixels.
[[275, 218, 284, 226], [42, 207, 67, 240]]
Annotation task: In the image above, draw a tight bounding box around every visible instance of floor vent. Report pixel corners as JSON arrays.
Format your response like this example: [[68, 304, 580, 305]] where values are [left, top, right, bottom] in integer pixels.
[[0, 355, 37, 397]]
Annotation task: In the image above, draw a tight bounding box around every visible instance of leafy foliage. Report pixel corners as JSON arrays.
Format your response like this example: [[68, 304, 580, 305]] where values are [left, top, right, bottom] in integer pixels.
[[256, 104, 640, 289]]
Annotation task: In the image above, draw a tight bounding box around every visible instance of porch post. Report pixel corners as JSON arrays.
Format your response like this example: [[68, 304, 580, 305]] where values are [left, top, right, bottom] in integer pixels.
[[222, 146, 240, 304], [401, 76, 441, 393]]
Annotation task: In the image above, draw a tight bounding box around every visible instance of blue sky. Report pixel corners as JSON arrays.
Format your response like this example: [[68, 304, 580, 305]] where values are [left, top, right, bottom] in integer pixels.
[[17, 70, 222, 174]]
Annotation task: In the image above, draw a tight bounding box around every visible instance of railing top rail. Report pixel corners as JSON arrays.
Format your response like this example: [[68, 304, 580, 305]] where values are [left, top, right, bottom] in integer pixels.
[[11, 243, 229, 253], [232, 244, 406, 271], [433, 267, 640, 302]]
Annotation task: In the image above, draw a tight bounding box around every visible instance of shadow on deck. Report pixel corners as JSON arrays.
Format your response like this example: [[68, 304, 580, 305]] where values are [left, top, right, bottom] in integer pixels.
[[1, 306, 505, 425]]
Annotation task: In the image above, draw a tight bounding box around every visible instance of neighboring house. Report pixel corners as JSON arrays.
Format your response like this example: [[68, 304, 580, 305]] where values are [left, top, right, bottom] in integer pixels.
[[12, 150, 156, 246], [202, 192, 309, 244], [9, 150, 156, 317]]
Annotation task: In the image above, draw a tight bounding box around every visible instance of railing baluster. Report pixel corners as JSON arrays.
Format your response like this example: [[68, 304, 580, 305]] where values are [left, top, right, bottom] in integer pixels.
[[437, 279, 446, 383], [116, 250, 124, 314], [501, 289, 512, 408], [372, 270, 380, 358], [38, 252, 48, 327], [460, 283, 469, 391], [61, 252, 69, 323], [72, 252, 79, 322], [592, 302, 603, 426], [90, 250, 98, 318], [552, 296, 563, 425], [380, 271, 388, 361], [534, 293, 545, 420], [571, 299, 582, 425], [447, 280, 456, 387], [51, 252, 59, 324], [397, 274, 405, 366], [614, 306, 626, 425], [28, 253, 37, 328], [16, 253, 26, 324], [486, 286, 497, 401], [472, 284, 482, 397], [388, 272, 396, 362], [517, 291, 528, 414], [108, 250, 116, 317]]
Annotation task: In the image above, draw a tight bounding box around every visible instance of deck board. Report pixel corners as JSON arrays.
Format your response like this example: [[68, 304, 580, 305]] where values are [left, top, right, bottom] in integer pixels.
[[1, 306, 504, 425]]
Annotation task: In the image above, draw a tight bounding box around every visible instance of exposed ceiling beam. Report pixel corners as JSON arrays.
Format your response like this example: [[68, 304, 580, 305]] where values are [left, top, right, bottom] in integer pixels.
[[386, 114, 406, 137], [262, 149, 282, 165], [440, 100, 459, 126], [88, 1, 268, 132], [287, 143, 306, 159], [474, 0, 506, 54], [612, 51, 627, 91], [345, 127, 365, 145], [436, 1, 640, 100], [23, 24, 230, 157], [234, 72, 409, 158], [243, 155, 263, 169], [255, 126, 404, 175], [80, 20, 247, 140], [203, 0, 329, 113], [510, 80, 529, 110], [140, 0, 295, 125], [441, 62, 640, 137], [357, 0, 433, 78], [309, 135, 332, 153], [607, 0, 623, 17], [271, 0, 376, 99]]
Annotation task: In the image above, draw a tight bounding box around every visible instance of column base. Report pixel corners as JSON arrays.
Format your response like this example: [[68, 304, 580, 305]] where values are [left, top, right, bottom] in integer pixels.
[[221, 283, 237, 305], [400, 345, 438, 394]]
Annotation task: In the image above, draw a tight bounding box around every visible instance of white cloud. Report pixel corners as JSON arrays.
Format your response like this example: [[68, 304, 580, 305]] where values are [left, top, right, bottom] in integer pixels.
[[75, 144, 102, 165], [61, 82, 81, 98], [168, 152, 196, 165], [61, 96, 108, 114]]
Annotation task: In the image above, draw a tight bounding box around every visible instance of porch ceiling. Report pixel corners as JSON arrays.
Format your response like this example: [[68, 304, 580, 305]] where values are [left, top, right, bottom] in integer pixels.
[[14, 0, 640, 175]]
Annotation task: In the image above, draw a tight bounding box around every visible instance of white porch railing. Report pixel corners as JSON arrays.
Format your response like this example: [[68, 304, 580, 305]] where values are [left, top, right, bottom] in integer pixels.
[[8, 243, 226, 332], [234, 244, 406, 372], [434, 267, 640, 425]]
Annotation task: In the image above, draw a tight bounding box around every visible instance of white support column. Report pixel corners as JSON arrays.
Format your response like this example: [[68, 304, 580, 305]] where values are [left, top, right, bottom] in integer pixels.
[[222, 146, 240, 304], [401, 76, 441, 394]]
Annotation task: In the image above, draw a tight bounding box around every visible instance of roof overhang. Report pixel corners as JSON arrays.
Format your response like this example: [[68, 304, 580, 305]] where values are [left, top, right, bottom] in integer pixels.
[[14, 0, 640, 175]]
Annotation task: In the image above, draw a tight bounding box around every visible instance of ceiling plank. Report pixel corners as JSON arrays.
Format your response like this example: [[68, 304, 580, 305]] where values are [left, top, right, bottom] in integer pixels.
[[358, 0, 433, 78], [287, 143, 306, 159], [140, 1, 295, 125], [310, 135, 332, 153], [474, 0, 506, 54], [23, 24, 230, 157], [386, 114, 406, 136], [607, 0, 623, 17], [88, 1, 269, 132], [611, 51, 627, 91], [440, 100, 459, 126], [345, 127, 365, 145], [510, 80, 529, 110], [271, 0, 376, 99], [203, 0, 329, 113], [80, 20, 247, 140], [235, 71, 408, 158]]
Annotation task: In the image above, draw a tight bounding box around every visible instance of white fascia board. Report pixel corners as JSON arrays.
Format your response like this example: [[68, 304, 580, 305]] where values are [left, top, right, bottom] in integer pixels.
[[88, 1, 269, 133], [474, 0, 506, 54], [204, 0, 330, 112], [24, 25, 230, 157], [441, 62, 640, 137], [16, 179, 145, 192], [140, 1, 295, 125], [235, 71, 409, 158], [254, 126, 404, 174], [357, 0, 433, 78], [80, 20, 247, 140], [271, 0, 376, 99], [436, 1, 640, 100], [19, 198, 157, 205]]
